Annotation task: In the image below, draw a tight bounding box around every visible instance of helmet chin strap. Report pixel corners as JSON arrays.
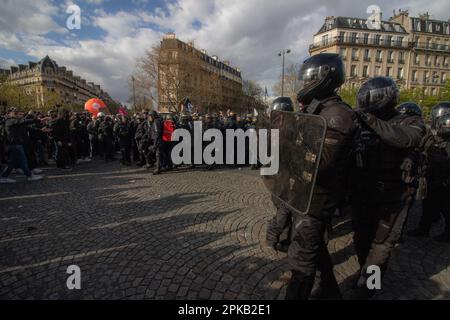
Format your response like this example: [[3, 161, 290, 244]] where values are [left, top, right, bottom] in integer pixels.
[[305, 99, 323, 115]]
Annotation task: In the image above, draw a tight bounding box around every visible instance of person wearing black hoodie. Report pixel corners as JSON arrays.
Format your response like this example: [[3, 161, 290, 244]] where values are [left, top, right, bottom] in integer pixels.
[[0, 108, 44, 183], [50, 109, 72, 170]]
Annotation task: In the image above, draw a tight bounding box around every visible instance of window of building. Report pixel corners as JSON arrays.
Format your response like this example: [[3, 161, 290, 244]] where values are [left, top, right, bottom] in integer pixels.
[[338, 32, 345, 42], [375, 34, 381, 45], [352, 49, 359, 61], [387, 51, 394, 63], [412, 70, 418, 82], [350, 32, 358, 44], [398, 51, 405, 63], [386, 35, 393, 46], [424, 71, 429, 83], [386, 67, 392, 77], [412, 53, 419, 64], [351, 65, 357, 77], [397, 67, 404, 79], [363, 65, 369, 77], [363, 33, 369, 44], [364, 49, 370, 61], [445, 57, 449, 67], [442, 72, 447, 84], [397, 36, 404, 47], [426, 54, 432, 66], [339, 48, 347, 59], [436, 56, 441, 67], [376, 50, 383, 62], [322, 34, 329, 46], [431, 88, 436, 96], [432, 71, 438, 83]]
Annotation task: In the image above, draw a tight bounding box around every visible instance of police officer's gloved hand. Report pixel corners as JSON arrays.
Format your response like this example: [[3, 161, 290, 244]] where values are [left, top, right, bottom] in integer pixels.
[[354, 108, 374, 125]]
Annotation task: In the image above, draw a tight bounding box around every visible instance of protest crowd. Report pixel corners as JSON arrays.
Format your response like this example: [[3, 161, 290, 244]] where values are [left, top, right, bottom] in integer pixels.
[[0, 107, 259, 183]]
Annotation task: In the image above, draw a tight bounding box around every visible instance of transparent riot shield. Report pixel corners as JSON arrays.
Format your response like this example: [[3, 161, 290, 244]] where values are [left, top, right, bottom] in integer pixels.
[[262, 110, 327, 216]]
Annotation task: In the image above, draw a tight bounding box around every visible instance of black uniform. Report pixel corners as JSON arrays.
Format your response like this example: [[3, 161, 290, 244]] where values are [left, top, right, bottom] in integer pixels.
[[286, 96, 356, 300], [135, 120, 149, 167], [98, 119, 115, 161], [129, 118, 140, 163], [50, 115, 71, 169], [349, 77, 425, 298], [114, 120, 132, 165], [149, 116, 164, 174], [281, 53, 356, 300], [410, 131, 450, 239]]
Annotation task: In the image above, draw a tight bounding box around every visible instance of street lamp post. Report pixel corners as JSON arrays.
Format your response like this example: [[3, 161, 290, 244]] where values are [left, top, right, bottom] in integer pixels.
[[278, 49, 291, 97], [132, 76, 136, 113]]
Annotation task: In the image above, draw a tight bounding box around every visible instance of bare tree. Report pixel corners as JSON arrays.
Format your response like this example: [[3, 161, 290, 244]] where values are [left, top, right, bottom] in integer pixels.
[[242, 80, 265, 113], [272, 63, 301, 104], [134, 43, 216, 114]]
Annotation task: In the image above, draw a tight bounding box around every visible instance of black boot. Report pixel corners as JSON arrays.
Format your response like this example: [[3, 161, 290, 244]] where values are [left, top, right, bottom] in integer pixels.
[[285, 271, 315, 300]]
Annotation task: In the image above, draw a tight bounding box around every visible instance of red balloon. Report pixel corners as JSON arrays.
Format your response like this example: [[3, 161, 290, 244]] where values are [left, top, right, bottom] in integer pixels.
[[85, 98, 107, 116]]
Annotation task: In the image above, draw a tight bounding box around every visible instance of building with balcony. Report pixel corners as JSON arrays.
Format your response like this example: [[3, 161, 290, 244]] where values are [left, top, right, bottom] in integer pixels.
[[158, 33, 245, 113], [391, 10, 450, 95], [310, 10, 450, 95], [0, 55, 115, 109]]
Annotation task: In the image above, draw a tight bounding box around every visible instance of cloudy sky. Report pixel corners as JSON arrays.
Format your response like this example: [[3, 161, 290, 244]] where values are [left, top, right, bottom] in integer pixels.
[[1, 0, 450, 104]]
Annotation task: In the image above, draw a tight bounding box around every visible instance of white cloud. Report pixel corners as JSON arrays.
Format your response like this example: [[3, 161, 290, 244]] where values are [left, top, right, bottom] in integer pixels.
[[2, 0, 450, 104], [0, 57, 16, 69]]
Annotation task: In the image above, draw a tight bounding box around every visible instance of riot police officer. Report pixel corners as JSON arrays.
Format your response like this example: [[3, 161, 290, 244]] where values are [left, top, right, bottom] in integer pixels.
[[134, 114, 149, 167], [148, 111, 164, 175], [98, 116, 115, 161], [114, 115, 132, 166], [265, 96, 295, 253], [408, 103, 450, 242], [350, 77, 426, 299], [396, 102, 423, 117], [268, 96, 294, 113], [283, 53, 357, 300]]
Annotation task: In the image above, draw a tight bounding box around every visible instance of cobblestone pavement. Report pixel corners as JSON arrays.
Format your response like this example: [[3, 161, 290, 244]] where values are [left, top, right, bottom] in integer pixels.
[[0, 161, 449, 300]]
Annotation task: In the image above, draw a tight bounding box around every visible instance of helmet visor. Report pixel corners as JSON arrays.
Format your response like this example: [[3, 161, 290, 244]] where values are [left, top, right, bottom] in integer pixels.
[[298, 65, 331, 92], [357, 85, 399, 110]]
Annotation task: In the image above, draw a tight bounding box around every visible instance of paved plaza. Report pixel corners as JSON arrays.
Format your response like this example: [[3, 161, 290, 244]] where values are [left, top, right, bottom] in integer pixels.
[[0, 161, 449, 300]]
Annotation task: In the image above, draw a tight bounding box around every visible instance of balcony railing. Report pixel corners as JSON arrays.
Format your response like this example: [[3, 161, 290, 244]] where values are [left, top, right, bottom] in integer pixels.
[[363, 57, 371, 62], [375, 58, 383, 63], [412, 42, 450, 52], [399, 59, 406, 64], [387, 58, 394, 63], [310, 36, 411, 51]]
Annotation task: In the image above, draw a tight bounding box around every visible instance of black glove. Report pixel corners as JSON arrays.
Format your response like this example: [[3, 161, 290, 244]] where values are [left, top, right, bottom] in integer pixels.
[[354, 108, 372, 124]]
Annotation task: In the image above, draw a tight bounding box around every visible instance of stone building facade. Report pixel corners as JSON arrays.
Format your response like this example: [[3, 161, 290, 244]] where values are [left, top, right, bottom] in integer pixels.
[[158, 33, 245, 113], [0, 56, 115, 109], [310, 10, 450, 95]]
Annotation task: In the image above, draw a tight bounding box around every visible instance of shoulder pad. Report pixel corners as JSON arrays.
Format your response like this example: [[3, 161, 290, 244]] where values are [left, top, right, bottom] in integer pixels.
[[319, 101, 356, 135]]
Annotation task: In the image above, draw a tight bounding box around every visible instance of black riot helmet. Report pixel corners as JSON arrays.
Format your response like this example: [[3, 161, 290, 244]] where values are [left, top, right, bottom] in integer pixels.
[[396, 102, 422, 117], [431, 102, 450, 129], [436, 112, 450, 139], [297, 53, 345, 105], [269, 96, 294, 113], [357, 77, 400, 118], [149, 110, 159, 118]]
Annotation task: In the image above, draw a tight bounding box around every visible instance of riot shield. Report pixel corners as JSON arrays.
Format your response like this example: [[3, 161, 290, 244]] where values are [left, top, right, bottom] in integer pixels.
[[262, 110, 327, 216]]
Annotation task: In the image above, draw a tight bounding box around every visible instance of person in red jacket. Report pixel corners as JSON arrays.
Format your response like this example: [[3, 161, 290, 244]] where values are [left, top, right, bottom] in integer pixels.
[[162, 114, 176, 171]]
